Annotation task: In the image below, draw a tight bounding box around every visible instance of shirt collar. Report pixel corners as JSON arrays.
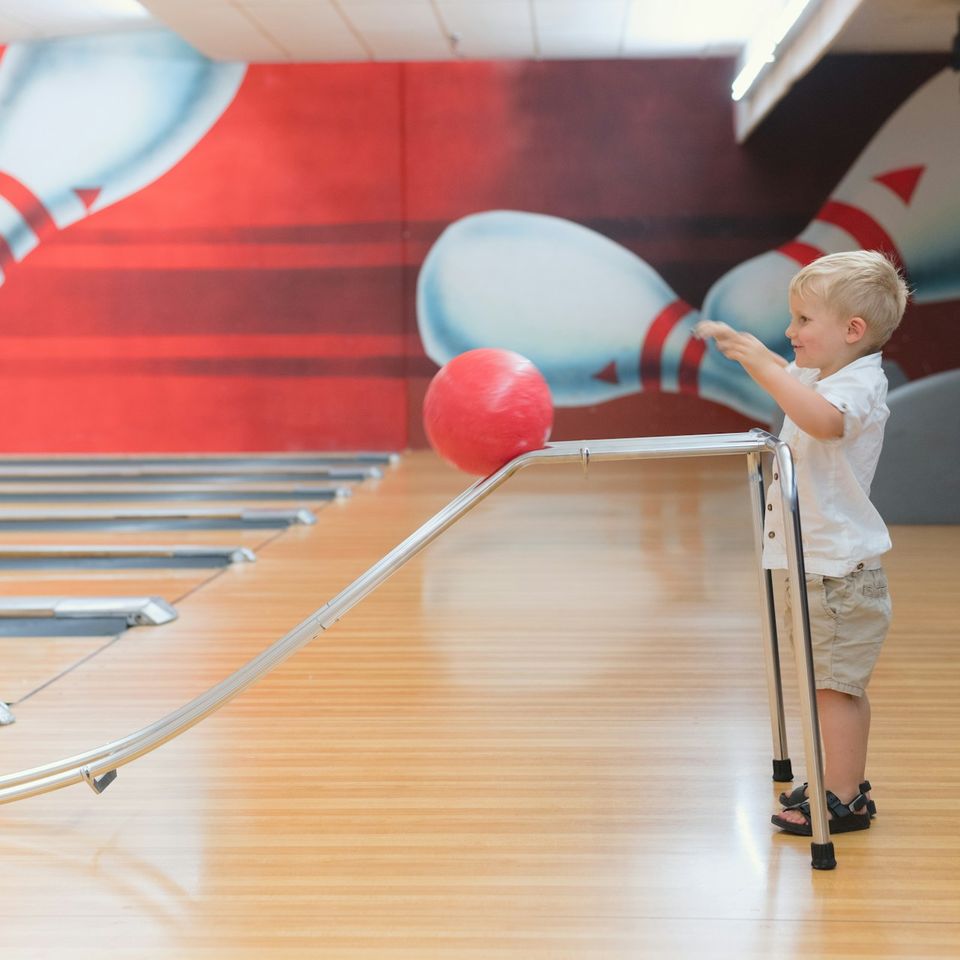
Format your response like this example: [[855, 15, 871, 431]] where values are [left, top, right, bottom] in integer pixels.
[[819, 351, 883, 382]]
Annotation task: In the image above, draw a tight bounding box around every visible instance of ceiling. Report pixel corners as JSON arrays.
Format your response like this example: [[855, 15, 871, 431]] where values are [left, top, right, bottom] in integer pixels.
[[0, 0, 954, 139], [0, 0, 954, 63]]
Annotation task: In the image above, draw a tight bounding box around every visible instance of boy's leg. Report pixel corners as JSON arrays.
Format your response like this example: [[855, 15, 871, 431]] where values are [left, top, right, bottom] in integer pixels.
[[819, 689, 871, 800], [775, 689, 871, 826], [775, 570, 887, 825]]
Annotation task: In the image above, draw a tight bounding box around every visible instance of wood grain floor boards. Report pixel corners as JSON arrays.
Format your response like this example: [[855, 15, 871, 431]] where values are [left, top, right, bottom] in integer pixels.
[[0, 451, 956, 958]]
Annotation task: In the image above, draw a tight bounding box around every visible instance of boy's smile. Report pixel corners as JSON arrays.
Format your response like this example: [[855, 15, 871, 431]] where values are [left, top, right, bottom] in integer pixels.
[[786, 292, 864, 379]]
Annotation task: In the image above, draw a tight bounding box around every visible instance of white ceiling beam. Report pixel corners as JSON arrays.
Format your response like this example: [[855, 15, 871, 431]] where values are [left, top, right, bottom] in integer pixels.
[[733, 0, 864, 142]]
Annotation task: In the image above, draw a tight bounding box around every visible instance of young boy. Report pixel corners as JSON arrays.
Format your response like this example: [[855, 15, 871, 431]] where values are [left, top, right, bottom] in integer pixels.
[[696, 249, 908, 835]]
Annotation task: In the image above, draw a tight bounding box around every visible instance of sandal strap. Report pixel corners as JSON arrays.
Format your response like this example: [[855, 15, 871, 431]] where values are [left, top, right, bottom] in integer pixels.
[[792, 790, 870, 820], [782, 780, 875, 811], [859, 781, 877, 817], [780, 782, 809, 807], [829, 790, 872, 819]]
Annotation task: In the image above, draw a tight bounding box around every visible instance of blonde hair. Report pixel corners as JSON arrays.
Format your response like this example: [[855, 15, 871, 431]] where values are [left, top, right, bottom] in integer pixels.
[[789, 250, 909, 348]]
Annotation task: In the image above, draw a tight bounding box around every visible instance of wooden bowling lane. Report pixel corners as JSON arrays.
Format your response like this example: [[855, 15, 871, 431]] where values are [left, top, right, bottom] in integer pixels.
[[0, 549, 248, 710], [0, 480, 362, 717], [0, 452, 956, 959]]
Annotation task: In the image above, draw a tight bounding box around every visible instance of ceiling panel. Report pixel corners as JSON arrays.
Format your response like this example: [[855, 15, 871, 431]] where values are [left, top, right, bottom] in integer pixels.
[[0, 0, 151, 39], [623, 0, 774, 56], [0, 0, 954, 63], [436, 0, 536, 59], [144, 2, 285, 60], [338, 0, 453, 61], [534, 0, 629, 58], [241, 1, 368, 61]]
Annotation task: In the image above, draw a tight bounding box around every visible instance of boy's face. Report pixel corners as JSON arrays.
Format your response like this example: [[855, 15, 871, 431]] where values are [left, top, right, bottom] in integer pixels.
[[786, 292, 861, 378]]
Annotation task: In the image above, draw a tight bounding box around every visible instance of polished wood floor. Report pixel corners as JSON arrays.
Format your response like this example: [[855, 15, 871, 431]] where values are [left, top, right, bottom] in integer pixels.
[[0, 451, 957, 958]]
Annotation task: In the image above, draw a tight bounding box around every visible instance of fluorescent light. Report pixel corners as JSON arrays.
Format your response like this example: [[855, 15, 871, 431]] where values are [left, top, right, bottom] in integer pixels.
[[732, 0, 813, 101]]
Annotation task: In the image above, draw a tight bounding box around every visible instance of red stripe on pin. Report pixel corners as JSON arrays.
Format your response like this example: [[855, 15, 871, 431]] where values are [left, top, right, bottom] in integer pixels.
[[678, 337, 705, 395], [0, 234, 15, 276], [814, 200, 905, 271], [640, 299, 693, 392], [777, 241, 824, 266], [0, 171, 59, 242]]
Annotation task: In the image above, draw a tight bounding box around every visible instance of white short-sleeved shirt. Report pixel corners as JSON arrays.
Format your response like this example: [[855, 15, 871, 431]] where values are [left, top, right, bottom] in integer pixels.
[[763, 352, 891, 577]]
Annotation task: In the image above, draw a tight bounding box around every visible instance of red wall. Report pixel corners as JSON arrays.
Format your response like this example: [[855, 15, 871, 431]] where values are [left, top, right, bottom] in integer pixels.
[[0, 53, 951, 451]]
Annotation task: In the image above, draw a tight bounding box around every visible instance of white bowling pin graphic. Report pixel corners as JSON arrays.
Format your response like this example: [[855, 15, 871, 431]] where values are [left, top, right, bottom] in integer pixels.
[[703, 68, 960, 346], [0, 29, 246, 282], [417, 210, 777, 420]]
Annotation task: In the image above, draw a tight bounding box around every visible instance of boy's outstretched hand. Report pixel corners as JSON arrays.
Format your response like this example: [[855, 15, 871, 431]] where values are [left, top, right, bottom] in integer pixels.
[[694, 320, 843, 440], [694, 320, 787, 374]]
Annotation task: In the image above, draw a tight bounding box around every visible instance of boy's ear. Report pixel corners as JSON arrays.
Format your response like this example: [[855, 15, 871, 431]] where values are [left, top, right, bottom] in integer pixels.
[[846, 316, 867, 343]]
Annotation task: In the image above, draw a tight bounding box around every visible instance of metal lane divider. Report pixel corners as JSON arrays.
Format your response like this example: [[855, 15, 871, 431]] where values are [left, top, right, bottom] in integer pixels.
[[0, 453, 399, 468], [0, 507, 317, 531], [0, 466, 380, 483], [0, 431, 834, 869], [0, 597, 178, 637], [0, 485, 352, 504], [0, 546, 257, 570]]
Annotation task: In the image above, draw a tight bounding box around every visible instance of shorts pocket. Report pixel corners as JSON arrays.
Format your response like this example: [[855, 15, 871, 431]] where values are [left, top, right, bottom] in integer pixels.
[[821, 575, 851, 621], [862, 570, 889, 600]]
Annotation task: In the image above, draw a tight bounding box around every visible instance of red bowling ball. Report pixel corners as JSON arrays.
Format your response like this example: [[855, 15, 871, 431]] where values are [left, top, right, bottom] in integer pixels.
[[423, 349, 554, 476]]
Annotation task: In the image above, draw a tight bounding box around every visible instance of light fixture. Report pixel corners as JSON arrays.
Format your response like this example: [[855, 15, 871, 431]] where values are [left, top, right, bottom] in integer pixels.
[[731, 0, 813, 101]]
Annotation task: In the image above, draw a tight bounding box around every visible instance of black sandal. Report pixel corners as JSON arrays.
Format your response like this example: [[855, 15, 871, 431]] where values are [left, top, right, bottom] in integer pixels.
[[779, 780, 877, 818], [771, 788, 872, 836]]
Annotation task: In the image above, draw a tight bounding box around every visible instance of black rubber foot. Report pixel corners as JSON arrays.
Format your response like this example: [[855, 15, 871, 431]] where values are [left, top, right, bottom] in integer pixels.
[[772, 758, 793, 782], [811, 842, 837, 870]]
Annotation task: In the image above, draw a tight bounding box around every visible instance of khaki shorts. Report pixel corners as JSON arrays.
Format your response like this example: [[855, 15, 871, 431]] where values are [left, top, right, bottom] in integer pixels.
[[782, 568, 891, 697]]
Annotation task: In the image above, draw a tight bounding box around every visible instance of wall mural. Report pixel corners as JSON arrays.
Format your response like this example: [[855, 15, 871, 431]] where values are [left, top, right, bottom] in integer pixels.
[[417, 69, 960, 424], [0, 30, 953, 451], [0, 30, 407, 451], [0, 31, 245, 278]]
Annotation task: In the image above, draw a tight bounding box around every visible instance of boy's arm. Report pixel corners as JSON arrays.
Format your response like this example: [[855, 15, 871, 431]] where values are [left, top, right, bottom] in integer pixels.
[[695, 321, 844, 440]]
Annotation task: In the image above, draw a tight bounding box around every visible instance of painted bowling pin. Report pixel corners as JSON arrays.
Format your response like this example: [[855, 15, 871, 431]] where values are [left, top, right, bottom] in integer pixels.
[[0, 29, 246, 282], [417, 210, 777, 420], [703, 68, 960, 347]]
